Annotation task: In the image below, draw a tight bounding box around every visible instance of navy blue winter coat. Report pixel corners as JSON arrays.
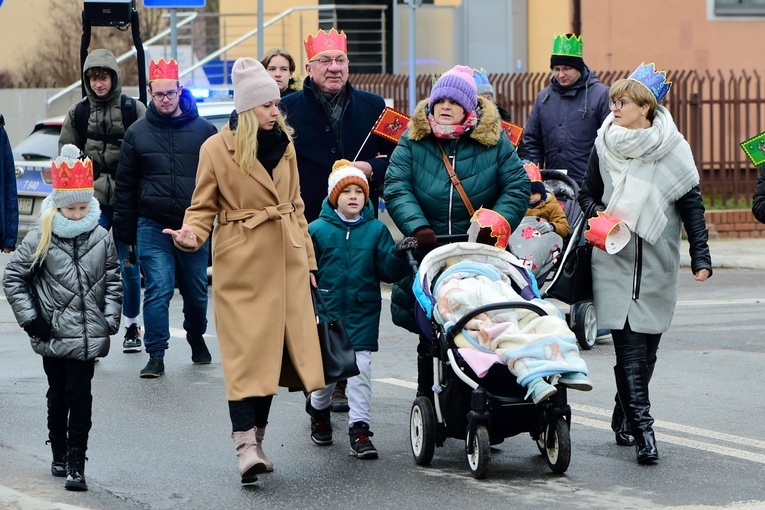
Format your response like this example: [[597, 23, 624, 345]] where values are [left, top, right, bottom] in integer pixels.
[[113, 89, 217, 245], [521, 67, 610, 185], [280, 78, 396, 221], [309, 199, 408, 351], [0, 123, 18, 249]]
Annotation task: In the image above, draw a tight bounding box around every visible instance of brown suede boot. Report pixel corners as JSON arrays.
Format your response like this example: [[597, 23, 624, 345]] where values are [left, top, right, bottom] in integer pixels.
[[254, 425, 273, 472], [231, 429, 268, 483]]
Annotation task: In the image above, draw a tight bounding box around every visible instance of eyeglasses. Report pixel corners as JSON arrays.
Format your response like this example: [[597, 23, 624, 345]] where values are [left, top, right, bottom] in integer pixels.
[[151, 90, 178, 101], [309, 56, 349, 68], [608, 99, 633, 110], [552, 66, 574, 74]]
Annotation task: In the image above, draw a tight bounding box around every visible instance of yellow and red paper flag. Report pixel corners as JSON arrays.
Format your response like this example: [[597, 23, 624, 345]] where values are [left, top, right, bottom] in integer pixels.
[[501, 120, 524, 147], [371, 107, 410, 143]]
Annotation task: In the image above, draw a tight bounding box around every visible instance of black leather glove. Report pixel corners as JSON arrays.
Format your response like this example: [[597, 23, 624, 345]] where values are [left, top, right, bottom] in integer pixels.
[[126, 245, 137, 266], [23, 316, 51, 342], [413, 227, 437, 249], [535, 221, 555, 234]]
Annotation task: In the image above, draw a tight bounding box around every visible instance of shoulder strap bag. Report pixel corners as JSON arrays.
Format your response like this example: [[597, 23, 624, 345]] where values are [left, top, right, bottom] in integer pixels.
[[436, 141, 475, 216], [311, 287, 360, 385]]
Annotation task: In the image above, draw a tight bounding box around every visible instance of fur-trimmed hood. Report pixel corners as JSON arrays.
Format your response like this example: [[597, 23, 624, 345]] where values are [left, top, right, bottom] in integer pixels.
[[406, 95, 503, 147]]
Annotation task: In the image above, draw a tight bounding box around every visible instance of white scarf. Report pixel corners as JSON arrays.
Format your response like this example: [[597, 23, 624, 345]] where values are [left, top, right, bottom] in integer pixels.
[[595, 106, 699, 244]]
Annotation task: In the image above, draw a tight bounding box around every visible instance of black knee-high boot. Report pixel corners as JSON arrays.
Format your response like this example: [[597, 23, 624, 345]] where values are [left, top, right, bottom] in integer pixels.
[[611, 363, 655, 447], [416, 354, 434, 400], [615, 362, 658, 464]]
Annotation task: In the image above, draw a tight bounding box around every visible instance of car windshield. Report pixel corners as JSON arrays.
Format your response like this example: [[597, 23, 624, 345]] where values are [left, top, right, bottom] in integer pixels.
[[12, 125, 60, 161]]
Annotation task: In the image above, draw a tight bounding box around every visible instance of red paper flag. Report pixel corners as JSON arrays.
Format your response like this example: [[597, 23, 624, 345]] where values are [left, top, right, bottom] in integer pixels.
[[371, 107, 410, 143], [501, 120, 524, 147]]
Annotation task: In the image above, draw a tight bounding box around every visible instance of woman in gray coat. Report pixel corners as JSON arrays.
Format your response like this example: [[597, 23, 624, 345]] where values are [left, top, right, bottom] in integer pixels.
[[578, 65, 712, 465], [3, 145, 121, 491]]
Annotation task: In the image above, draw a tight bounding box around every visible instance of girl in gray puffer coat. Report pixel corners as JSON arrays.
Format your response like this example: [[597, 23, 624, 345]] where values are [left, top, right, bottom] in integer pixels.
[[2, 145, 121, 492]]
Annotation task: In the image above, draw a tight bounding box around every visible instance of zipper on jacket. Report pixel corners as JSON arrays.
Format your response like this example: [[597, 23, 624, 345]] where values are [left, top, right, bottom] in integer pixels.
[[73, 237, 90, 356], [447, 148, 456, 235], [632, 236, 642, 299]]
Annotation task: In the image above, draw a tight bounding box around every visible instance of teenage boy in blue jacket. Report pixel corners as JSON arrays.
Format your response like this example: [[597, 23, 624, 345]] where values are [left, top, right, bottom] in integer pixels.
[[306, 159, 408, 459]]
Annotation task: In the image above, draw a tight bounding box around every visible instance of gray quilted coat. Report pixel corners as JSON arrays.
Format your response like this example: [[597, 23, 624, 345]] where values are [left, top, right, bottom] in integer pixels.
[[3, 224, 122, 360]]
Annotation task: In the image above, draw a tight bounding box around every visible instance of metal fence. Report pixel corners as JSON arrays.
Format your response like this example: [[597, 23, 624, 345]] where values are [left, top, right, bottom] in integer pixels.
[[351, 69, 765, 205]]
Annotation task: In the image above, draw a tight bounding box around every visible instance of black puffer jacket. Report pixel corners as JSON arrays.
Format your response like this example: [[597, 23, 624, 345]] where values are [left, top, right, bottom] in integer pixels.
[[113, 89, 217, 245], [751, 165, 765, 223]]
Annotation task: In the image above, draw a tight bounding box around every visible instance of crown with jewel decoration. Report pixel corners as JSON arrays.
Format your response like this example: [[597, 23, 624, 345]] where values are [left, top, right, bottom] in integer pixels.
[[304, 28, 347, 61], [628, 62, 672, 103], [551, 33, 583, 58], [149, 58, 179, 82]]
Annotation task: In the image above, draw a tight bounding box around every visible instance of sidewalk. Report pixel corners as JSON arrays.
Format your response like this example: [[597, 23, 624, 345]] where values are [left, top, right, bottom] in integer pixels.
[[0, 484, 88, 510], [681, 237, 765, 271]]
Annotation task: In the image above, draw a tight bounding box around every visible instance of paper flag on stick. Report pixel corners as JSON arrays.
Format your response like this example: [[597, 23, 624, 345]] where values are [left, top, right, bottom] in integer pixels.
[[501, 120, 524, 147], [371, 107, 410, 143], [740, 131, 765, 167]]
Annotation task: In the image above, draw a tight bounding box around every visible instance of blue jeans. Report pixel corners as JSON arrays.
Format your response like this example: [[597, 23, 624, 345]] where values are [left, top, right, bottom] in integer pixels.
[[136, 217, 209, 356], [99, 205, 141, 319]]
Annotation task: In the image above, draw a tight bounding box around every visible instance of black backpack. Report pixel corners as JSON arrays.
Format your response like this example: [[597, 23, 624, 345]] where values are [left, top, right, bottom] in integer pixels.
[[74, 94, 138, 147]]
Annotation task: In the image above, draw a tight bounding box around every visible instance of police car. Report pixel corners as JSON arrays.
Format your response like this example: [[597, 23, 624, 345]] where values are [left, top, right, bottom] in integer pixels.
[[13, 97, 235, 245]]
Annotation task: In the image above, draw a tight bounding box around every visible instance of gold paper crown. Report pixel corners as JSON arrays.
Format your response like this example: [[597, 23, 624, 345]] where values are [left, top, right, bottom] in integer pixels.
[[52, 158, 94, 191], [149, 58, 179, 81], [304, 28, 347, 61], [552, 33, 583, 58]]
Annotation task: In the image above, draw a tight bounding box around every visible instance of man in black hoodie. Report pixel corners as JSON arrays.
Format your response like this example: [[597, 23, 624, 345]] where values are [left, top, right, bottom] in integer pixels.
[[114, 58, 217, 379]]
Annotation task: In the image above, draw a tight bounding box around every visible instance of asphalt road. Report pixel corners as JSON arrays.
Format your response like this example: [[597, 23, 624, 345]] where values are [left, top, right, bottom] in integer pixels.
[[1, 251, 765, 510]]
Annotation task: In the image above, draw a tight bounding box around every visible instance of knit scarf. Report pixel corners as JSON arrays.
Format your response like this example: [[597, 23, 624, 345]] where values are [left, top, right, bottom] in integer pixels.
[[42, 196, 101, 239], [428, 110, 477, 140], [594, 106, 699, 244]]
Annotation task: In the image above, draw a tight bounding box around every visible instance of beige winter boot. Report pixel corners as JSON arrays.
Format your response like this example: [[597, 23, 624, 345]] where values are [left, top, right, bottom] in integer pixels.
[[231, 429, 268, 483], [254, 425, 274, 472]]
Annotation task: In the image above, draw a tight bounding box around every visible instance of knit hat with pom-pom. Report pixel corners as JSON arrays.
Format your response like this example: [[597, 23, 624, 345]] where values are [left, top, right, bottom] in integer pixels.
[[50, 144, 94, 208], [429, 65, 478, 114], [327, 159, 369, 208]]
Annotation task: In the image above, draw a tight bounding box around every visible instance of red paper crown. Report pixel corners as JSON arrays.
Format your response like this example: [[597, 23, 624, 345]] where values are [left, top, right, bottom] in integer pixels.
[[304, 28, 347, 61], [523, 162, 542, 182], [52, 158, 94, 191], [149, 58, 179, 81], [470, 207, 511, 250]]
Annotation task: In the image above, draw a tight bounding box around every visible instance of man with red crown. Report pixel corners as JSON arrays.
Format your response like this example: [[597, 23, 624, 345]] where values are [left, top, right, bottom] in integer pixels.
[[114, 58, 218, 379], [279, 27, 397, 414], [279, 28, 395, 223]]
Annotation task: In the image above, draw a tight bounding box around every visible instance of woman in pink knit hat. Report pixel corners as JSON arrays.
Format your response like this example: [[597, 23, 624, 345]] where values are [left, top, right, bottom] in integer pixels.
[[384, 64, 530, 403], [163, 57, 324, 484]]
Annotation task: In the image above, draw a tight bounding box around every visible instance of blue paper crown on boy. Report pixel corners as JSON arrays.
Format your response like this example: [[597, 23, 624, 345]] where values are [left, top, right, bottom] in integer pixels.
[[628, 62, 672, 103], [472, 68, 494, 96]]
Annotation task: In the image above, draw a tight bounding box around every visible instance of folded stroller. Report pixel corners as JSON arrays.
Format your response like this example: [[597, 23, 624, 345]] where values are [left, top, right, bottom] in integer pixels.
[[405, 242, 579, 479]]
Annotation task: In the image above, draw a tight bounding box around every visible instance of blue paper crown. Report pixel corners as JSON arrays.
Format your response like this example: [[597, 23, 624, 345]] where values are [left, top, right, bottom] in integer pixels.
[[628, 62, 672, 103], [472, 68, 490, 87]]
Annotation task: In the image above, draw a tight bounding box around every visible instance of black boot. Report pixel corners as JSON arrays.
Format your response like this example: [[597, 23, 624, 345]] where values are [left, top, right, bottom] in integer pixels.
[[612, 363, 655, 447], [65, 447, 88, 491], [611, 395, 635, 446], [46, 437, 67, 477], [615, 362, 658, 464]]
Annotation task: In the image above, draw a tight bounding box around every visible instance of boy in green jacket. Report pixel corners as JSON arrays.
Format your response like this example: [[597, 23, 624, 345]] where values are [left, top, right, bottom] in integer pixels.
[[306, 159, 408, 459]]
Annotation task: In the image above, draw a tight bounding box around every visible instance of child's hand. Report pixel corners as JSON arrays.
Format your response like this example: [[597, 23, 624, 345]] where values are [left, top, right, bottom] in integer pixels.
[[162, 225, 197, 248], [23, 316, 51, 342], [534, 221, 555, 234]]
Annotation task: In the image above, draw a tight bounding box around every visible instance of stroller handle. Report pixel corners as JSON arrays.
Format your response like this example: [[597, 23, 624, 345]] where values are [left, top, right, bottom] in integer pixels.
[[445, 301, 549, 345]]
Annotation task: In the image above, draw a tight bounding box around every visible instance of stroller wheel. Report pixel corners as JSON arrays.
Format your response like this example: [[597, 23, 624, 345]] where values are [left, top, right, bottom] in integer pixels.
[[543, 417, 571, 474], [536, 429, 547, 456], [410, 396, 436, 466], [574, 301, 598, 350], [465, 424, 491, 479]]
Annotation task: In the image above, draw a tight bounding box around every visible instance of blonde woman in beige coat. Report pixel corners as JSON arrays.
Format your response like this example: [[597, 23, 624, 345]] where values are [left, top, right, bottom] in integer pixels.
[[164, 58, 324, 484]]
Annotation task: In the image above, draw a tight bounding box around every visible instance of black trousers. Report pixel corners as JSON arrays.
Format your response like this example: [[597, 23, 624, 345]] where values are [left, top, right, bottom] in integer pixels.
[[228, 396, 274, 432], [611, 320, 661, 366], [42, 357, 96, 450]]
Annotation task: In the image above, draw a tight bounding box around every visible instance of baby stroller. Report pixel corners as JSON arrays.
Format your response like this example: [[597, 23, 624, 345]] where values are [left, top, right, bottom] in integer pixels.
[[404, 241, 575, 479], [529, 169, 599, 350]]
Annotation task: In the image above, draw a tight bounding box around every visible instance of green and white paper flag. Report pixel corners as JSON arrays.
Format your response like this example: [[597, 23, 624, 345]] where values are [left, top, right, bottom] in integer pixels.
[[740, 131, 765, 167]]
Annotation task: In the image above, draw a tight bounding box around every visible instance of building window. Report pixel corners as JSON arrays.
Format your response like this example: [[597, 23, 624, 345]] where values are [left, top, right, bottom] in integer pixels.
[[714, 0, 765, 15]]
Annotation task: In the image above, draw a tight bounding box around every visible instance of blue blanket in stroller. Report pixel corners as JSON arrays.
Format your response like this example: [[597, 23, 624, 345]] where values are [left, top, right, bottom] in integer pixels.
[[413, 243, 588, 387]]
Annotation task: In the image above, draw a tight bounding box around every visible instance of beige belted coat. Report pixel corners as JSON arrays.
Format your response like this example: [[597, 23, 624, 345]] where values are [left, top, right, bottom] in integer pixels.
[[180, 125, 324, 400]]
